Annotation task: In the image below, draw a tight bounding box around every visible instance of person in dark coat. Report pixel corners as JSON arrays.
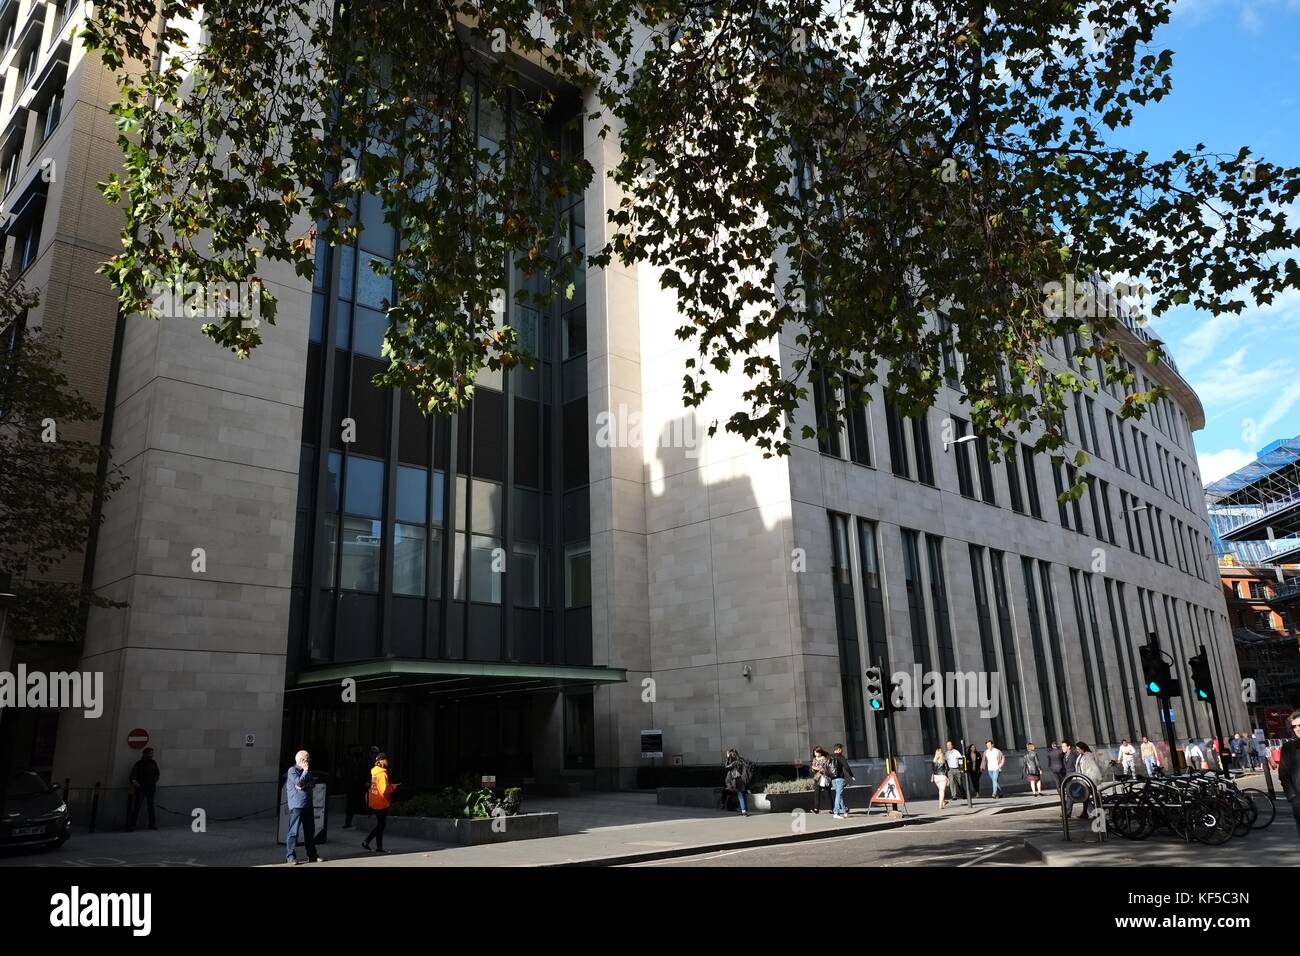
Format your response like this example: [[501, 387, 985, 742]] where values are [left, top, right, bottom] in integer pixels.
[[1279, 710, 1300, 839], [965, 743, 981, 798], [1045, 741, 1065, 789], [724, 748, 750, 817], [126, 748, 160, 831]]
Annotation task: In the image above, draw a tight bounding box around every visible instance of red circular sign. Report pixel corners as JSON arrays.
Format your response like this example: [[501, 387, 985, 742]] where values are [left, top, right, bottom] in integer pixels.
[[127, 729, 150, 750]]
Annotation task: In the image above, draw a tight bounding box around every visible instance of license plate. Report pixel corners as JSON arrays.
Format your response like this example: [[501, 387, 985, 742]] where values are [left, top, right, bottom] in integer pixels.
[[12, 826, 44, 836]]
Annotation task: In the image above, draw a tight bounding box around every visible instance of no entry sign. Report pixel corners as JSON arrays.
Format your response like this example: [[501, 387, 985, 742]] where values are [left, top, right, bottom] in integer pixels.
[[127, 728, 150, 750]]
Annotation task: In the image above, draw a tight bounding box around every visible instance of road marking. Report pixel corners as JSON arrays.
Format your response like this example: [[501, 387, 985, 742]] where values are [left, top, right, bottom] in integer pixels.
[[959, 843, 1013, 866]]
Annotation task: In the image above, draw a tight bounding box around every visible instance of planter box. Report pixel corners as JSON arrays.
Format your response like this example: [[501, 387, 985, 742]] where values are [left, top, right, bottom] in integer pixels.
[[384, 811, 559, 845]]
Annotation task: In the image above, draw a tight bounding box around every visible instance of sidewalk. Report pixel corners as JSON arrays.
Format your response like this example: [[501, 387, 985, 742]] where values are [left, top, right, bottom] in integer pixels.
[[1025, 822, 1300, 867], [312, 790, 1053, 867], [0, 789, 1051, 868]]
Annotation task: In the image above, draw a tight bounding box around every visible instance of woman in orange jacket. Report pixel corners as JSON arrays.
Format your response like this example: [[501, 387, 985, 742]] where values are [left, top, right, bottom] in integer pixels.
[[362, 753, 398, 853]]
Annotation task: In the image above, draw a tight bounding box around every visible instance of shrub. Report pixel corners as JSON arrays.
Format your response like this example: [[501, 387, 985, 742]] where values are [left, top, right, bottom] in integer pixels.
[[761, 778, 814, 794], [390, 785, 523, 819]]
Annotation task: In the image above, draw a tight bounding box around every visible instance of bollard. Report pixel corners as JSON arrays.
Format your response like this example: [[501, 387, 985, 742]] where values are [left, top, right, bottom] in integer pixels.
[[1264, 761, 1276, 800], [89, 780, 101, 833]]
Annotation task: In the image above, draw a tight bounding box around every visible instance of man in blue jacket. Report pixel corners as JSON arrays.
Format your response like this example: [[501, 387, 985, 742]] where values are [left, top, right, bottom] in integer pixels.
[[285, 750, 321, 864]]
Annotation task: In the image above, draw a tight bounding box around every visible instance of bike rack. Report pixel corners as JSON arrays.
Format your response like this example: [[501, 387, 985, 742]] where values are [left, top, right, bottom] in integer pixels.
[[1059, 772, 1105, 843]]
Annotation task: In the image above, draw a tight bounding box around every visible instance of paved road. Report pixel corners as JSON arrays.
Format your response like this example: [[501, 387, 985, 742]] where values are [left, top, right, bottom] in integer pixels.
[[626, 806, 1061, 866]]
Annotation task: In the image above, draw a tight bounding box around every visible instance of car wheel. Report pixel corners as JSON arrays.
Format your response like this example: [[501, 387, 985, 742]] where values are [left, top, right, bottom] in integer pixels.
[[49, 837, 68, 849]]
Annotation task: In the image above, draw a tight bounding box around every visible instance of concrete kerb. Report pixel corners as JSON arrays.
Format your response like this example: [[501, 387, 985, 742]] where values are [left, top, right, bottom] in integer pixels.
[[542, 812, 941, 867]]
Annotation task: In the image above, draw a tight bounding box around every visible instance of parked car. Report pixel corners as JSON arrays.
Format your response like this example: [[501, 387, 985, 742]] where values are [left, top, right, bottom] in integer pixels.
[[1, 771, 71, 850]]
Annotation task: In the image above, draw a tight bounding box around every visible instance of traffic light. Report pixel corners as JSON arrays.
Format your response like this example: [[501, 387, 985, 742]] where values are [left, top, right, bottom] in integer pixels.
[[1188, 648, 1215, 702], [1139, 641, 1173, 697], [865, 666, 884, 713]]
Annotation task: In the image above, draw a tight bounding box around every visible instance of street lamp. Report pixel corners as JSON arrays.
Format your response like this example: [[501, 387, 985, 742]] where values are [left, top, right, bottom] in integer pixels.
[[943, 434, 977, 453]]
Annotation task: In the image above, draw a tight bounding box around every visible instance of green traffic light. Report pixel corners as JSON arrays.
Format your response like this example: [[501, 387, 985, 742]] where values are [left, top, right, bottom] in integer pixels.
[[1197, 689, 1208, 700], [1147, 681, 1161, 693], [869, 698, 882, 710]]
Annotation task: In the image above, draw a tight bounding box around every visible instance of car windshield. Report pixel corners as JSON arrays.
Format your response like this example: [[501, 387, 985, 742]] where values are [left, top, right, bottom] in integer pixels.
[[6, 773, 50, 798]]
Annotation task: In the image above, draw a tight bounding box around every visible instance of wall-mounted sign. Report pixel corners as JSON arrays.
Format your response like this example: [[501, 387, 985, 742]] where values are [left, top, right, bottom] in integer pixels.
[[640, 730, 663, 759]]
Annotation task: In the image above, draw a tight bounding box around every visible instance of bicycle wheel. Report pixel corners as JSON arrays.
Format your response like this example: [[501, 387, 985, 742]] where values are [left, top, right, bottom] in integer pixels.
[[1244, 789, 1275, 829], [1190, 798, 1236, 846], [1229, 792, 1254, 837]]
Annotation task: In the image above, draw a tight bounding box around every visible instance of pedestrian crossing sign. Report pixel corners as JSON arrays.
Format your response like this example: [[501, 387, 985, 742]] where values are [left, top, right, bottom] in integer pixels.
[[870, 771, 905, 804]]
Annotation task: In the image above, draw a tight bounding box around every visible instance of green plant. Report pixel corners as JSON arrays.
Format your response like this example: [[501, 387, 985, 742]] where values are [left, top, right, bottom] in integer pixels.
[[761, 779, 815, 795], [500, 788, 523, 816], [461, 788, 497, 819]]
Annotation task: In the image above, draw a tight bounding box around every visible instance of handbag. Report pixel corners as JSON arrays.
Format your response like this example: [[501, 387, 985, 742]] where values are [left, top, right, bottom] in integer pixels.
[[818, 775, 831, 788]]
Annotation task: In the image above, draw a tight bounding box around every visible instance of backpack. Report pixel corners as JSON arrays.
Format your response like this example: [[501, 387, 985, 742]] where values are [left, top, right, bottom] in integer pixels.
[[740, 759, 756, 787]]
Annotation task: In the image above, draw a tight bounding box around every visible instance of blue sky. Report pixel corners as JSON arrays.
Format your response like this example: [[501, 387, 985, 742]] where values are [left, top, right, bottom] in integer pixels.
[[1111, 0, 1300, 484]]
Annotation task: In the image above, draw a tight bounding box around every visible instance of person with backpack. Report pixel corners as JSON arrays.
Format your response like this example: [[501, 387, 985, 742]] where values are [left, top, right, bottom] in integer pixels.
[[810, 747, 831, 814], [724, 748, 751, 816], [1022, 742, 1043, 796], [362, 752, 398, 853], [828, 743, 856, 818]]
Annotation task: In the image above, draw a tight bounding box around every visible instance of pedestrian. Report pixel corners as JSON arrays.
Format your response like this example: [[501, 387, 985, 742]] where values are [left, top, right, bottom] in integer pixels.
[[1139, 736, 1158, 777], [1064, 740, 1080, 778], [1185, 739, 1204, 771], [724, 748, 751, 817], [965, 742, 981, 798], [284, 750, 320, 864], [1072, 742, 1103, 819], [810, 746, 831, 814], [1229, 734, 1244, 772], [1118, 739, 1137, 779], [126, 747, 160, 831], [932, 748, 950, 808], [829, 743, 856, 818], [983, 740, 1006, 798], [1280, 711, 1300, 839], [943, 740, 965, 801], [362, 752, 398, 853], [1045, 740, 1065, 789], [1022, 742, 1043, 796]]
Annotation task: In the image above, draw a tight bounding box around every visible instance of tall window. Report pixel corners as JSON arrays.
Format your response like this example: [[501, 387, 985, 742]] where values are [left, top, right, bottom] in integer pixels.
[[885, 401, 909, 479], [1109, 580, 1145, 740], [1021, 444, 1042, 519], [1068, 569, 1107, 744], [829, 513, 867, 757], [1006, 448, 1024, 514], [926, 535, 961, 742], [912, 412, 935, 486], [969, 546, 1006, 746], [901, 529, 939, 747], [990, 550, 1027, 748], [858, 519, 893, 755], [1021, 556, 1058, 745], [1038, 561, 1074, 738]]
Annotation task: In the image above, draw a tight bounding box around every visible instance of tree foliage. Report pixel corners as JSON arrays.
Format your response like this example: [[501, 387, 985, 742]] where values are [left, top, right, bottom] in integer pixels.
[[0, 278, 126, 642], [84, 1, 1300, 474]]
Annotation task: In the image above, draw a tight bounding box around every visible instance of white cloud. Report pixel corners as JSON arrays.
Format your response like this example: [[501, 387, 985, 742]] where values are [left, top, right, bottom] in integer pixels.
[[1190, 348, 1294, 404], [1198, 447, 1256, 484]]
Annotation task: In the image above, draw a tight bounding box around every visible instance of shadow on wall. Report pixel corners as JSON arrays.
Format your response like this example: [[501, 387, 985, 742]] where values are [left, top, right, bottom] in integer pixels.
[[632, 410, 803, 779]]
